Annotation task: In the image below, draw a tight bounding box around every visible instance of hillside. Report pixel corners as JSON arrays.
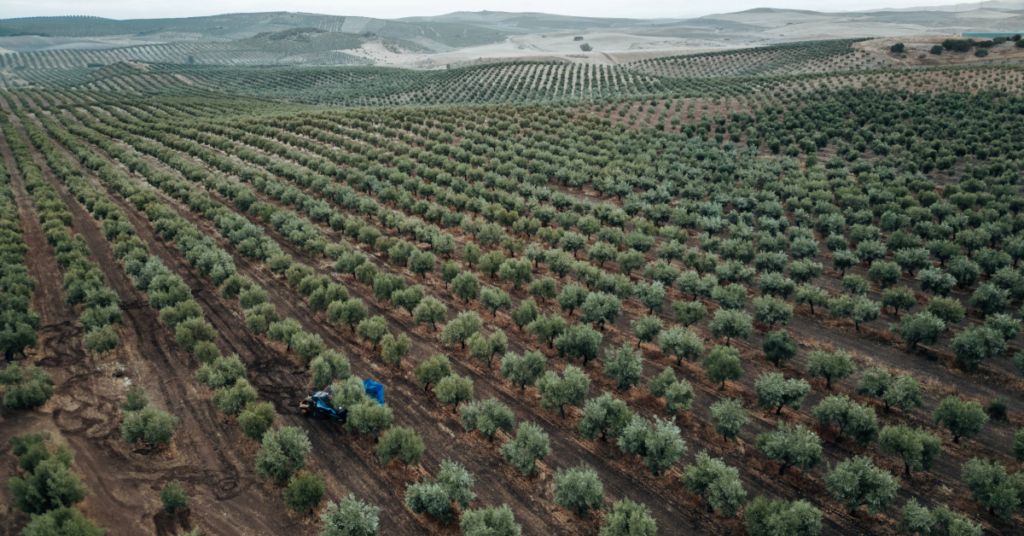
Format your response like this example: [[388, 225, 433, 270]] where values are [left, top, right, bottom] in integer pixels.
[[4, 3, 1024, 536], [2, 6, 1024, 70]]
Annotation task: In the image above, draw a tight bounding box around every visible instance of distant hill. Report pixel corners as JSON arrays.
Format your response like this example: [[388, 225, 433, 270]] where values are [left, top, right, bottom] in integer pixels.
[[0, 13, 509, 50], [398, 11, 680, 32], [2, 4, 1024, 70]]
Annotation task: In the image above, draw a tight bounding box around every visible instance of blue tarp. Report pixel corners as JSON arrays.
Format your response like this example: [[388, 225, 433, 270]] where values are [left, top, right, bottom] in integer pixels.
[[363, 379, 384, 406]]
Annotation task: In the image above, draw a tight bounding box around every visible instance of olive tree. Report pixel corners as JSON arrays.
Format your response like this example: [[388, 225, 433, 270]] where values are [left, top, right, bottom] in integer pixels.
[[603, 344, 643, 390], [755, 373, 810, 415], [440, 311, 482, 349], [961, 457, 1024, 520], [536, 365, 590, 417], [703, 345, 743, 390], [616, 415, 687, 476], [434, 374, 473, 413], [526, 314, 568, 348], [710, 398, 749, 441], [933, 396, 989, 443], [824, 456, 898, 515], [631, 315, 663, 347], [405, 460, 475, 525], [9, 453, 88, 514], [319, 494, 380, 536], [501, 422, 550, 475], [682, 451, 747, 517], [122, 404, 179, 447], [891, 312, 944, 349], [878, 425, 942, 475], [414, 353, 451, 391], [553, 323, 602, 365], [658, 326, 703, 365], [762, 330, 797, 367], [756, 423, 823, 475], [897, 499, 981, 536], [500, 350, 546, 389], [255, 426, 311, 482], [708, 309, 752, 346], [745, 497, 822, 536], [812, 395, 878, 445], [554, 464, 604, 516], [376, 426, 424, 468], [411, 295, 448, 330], [599, 497, 657, 536], [285, 470, 325, 513], [807, 349, 856, 388], [671, 301, 708, 328], [579, 392, 632, 441], [461, 398, 515, 441], [950, 325, 1005, 371], [753, 296, 793, 329], [461, 505, 520, 536]]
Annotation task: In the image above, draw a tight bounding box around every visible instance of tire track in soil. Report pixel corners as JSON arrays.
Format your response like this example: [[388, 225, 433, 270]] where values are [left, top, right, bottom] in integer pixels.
[[4, 112, 299, 536]]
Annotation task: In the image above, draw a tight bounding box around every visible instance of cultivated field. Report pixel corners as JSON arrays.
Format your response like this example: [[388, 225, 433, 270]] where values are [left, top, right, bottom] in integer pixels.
[[2, 10, 1024, 536]]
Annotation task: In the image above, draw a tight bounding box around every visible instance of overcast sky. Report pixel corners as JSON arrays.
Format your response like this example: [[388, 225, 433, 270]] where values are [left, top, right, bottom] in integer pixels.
[[0, 0, 1004, 21]]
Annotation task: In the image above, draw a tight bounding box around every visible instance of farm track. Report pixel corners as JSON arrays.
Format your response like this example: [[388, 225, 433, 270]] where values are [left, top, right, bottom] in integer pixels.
[[44, 105, 1024, 534]]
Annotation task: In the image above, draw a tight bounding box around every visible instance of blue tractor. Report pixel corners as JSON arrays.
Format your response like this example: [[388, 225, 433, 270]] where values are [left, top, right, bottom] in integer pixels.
[[299, 379, 384, 422]]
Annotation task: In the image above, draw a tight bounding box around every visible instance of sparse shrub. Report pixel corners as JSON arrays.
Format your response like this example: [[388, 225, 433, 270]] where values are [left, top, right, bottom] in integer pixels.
[[161, 481, 189, 513]]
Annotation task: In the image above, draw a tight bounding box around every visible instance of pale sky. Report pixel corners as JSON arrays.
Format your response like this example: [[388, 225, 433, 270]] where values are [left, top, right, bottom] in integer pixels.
[[0, 0, 1002, 21]]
